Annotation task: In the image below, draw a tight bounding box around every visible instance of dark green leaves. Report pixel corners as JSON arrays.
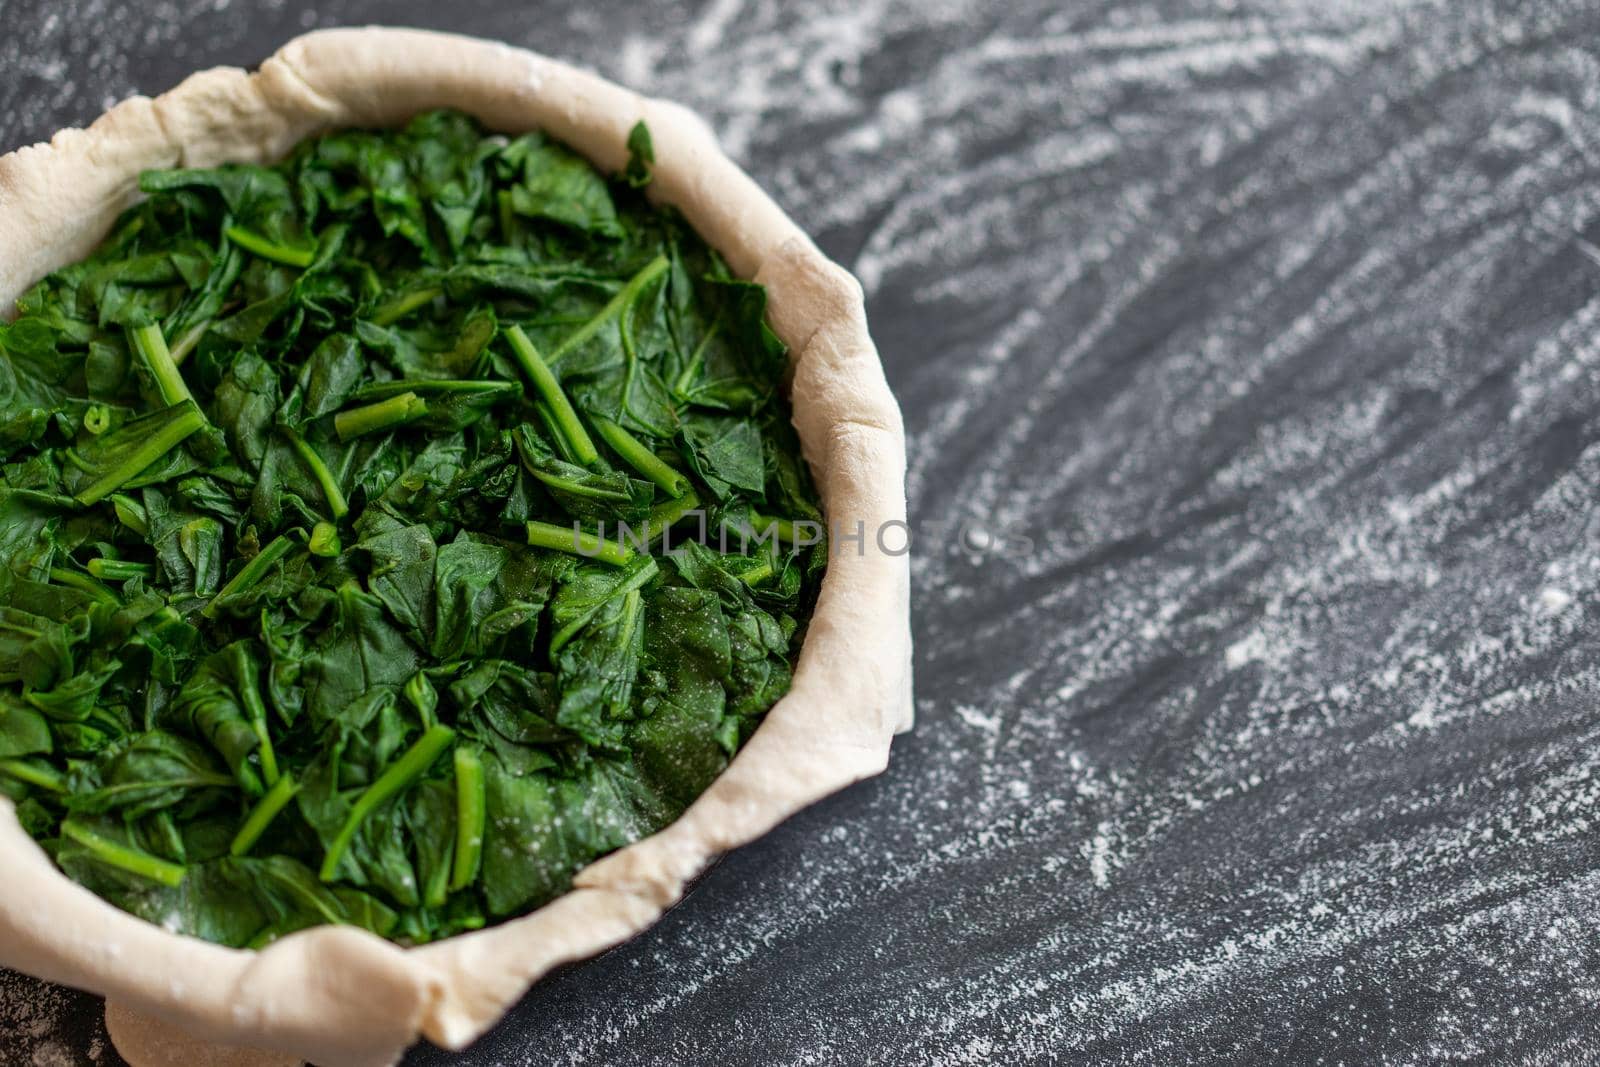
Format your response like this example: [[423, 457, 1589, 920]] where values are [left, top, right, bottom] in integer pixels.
[[667, 542, 796, 718], [354, 518, 438, 641], [302, 583, 420, 726], [140, 164, 302, 239], [498, 132, 622, 237], [65, 730, 232, 818], [0, 697, 53, 758], [680, 412, 766, 498], [432, 536, 508, 661], [2, 111, 823, 949]]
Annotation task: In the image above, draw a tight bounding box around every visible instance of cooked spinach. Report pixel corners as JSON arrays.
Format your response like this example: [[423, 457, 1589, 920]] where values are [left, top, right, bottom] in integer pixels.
[[0, 111, 825, 946]]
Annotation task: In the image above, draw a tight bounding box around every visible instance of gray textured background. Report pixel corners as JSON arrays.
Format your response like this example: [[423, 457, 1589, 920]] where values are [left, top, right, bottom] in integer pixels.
[[5, 0, 1600, 1063]]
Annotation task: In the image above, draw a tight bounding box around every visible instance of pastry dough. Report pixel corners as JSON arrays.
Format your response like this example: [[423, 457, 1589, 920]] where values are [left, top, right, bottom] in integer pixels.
[[0, 26, 910, 1067]]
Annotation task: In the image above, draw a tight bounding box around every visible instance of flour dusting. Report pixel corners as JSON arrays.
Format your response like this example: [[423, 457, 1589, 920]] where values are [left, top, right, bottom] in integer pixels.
[[0, 970, 106, 1064], [4, 0, 1600, 1064]]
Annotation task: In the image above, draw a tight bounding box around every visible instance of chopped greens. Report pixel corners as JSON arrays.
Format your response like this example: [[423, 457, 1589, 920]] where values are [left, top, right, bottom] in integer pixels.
[[0, 111, 825, 947]]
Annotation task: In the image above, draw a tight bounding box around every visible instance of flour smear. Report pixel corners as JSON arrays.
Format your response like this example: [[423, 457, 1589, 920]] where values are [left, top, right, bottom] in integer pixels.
[[6, 0, 1600, 1064]]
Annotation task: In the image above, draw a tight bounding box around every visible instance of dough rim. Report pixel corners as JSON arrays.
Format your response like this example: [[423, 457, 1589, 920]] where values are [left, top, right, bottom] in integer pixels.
[[0, 26, 911, 1067]]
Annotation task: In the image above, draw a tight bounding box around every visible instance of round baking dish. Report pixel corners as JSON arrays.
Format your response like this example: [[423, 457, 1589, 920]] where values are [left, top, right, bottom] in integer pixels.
[[0, 27, 911, 1067]]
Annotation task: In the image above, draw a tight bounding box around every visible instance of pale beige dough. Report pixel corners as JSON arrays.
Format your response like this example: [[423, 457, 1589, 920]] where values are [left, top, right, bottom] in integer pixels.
[[0, 26, 910, 1067]]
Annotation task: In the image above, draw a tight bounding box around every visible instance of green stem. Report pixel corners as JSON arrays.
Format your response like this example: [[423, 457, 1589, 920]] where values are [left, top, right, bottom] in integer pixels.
[[225, 226, 314, 268], [48, 568, 118, 605], [423, 841, 453, 910], [749, 512, 800, 543], [67, 775, 232, 800], [738, 557, 775, 587], [280, 426, 349, 520], [127, 323, 195, 407], [505, 326, 597, 465], [533, 402, 583, 465], [236, 657, 278, 788], [333, 392, 428, 441], [319, 724, 455, 882], [355, 379, 515, 400], [74, 401, 206, 505], [591, 416, 689, 498], [526, 467, 638, 505], [86, 558, 151, 581], [0, 758, 65, 793], [450, 747, 485, 892], [230, 772, 299, 857], [203, 532, 300, 619], [648, 489, 704, 545], [371, 286, 441, 327], [166, 319, 211, 365], [547, 255, 669, 366], [526, 520, 634, 566], [61, 820, 186, 888], [404, 672, 438, 728], [83, 405, 112, 435], [308, 521, 342, 557]]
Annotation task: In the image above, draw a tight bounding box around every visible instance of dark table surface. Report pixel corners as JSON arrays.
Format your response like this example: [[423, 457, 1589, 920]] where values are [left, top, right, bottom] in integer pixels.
[[6, 0, 1600, 1063]]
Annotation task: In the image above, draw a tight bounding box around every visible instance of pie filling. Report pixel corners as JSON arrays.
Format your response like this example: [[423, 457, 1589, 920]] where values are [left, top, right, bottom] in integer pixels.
[[0, 111, 824, 947]]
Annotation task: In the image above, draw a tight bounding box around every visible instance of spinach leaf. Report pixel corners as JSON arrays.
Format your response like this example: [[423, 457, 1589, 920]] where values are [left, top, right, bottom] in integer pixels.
[[66, 730, 232, 819], [302, 583, 421, 726], [498, 133, 621, 238]]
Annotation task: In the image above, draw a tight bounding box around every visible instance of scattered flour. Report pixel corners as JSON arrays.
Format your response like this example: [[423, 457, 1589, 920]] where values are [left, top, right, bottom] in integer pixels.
[[5, 0, 1600, 1064], [0, 970, 104, 1064]]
